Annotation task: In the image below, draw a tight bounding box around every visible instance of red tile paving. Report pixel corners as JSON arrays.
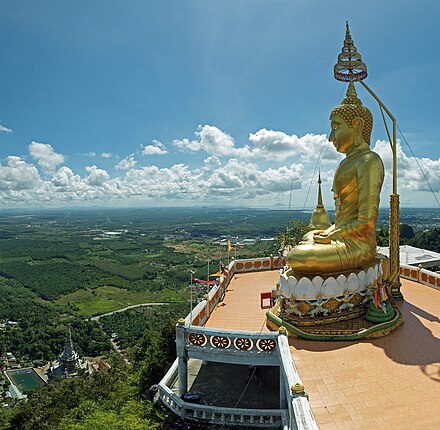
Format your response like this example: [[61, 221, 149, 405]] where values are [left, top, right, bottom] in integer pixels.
[[206, 271, 440, 429], [205, 271, 276, 332]]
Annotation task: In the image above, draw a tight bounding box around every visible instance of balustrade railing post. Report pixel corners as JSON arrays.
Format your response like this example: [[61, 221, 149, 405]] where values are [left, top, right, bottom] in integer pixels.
[[176, 319, 188, 398], [278, 326, 289, 410], [203, 294, 210, 321]]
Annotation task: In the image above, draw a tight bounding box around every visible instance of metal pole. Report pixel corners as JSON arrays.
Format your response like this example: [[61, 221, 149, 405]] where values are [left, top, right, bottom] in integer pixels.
[[189, 270, 193, 326], [207, 259, 210, 295], [392, 120, 397, 195], [390, 118, 402, 299], [351, 74, 402, 300]]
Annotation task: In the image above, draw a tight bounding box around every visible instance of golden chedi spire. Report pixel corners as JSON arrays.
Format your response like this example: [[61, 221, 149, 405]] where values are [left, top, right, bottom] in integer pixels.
[[334, 21, 368, 82], [309, 172, 331, 230]]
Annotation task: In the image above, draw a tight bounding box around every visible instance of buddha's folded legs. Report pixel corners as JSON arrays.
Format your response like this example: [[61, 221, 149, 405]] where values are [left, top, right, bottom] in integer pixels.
[[286, 242, 346, 274], [286, 239, 376, 274]]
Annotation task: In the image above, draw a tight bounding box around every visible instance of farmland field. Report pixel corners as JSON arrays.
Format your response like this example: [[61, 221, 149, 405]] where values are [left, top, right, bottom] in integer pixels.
[[55, 285, 181, 317]]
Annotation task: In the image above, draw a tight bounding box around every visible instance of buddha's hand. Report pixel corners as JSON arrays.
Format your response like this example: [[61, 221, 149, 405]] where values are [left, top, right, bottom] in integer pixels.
[[313, 233, 331, 244], [299, 231, 316, 244], [314, 228, 342, 244]]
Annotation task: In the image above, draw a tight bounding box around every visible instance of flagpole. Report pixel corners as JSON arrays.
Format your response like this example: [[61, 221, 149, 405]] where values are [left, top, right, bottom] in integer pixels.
[[189, 269, 194, 326], [207, 259, 210, 295]]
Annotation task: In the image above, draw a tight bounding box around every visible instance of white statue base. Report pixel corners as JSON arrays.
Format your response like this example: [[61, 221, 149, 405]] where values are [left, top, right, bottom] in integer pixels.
[[277, 258, 384, 321]]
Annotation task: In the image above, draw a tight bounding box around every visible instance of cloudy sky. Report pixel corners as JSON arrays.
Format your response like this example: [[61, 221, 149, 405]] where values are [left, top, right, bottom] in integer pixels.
[[0, 1, 439, 209]]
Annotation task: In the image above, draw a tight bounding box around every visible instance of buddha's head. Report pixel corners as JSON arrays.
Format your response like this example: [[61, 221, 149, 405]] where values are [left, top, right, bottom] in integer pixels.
[[329, 81, 373, 154]]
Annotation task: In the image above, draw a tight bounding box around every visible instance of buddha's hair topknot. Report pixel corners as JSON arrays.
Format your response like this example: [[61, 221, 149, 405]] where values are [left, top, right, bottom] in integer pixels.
[[330, 81, 373, 145]]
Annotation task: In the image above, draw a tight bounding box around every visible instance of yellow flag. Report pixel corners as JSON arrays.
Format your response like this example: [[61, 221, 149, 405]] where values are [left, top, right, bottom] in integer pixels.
[[209, 270, 222, 277], [228, 240, 232, 253]]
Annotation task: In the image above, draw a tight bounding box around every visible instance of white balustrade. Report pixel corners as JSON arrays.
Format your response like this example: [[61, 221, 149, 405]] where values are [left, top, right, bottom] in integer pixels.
[[158, 257, 321, 429]]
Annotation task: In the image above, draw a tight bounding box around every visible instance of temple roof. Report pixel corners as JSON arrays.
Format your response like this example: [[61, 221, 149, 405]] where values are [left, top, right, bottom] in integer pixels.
[[59, 327, 79, 363]]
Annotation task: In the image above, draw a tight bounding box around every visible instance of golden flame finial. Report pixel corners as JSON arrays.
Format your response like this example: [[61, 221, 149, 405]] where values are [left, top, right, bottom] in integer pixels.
[[341, 79, 363, 107], [346, 79, 357, 98], [334, 22, 367, 82]]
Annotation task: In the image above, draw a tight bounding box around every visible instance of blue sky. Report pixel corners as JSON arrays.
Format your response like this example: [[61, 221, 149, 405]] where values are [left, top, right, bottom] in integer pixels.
[[0, 1, 439, 208]]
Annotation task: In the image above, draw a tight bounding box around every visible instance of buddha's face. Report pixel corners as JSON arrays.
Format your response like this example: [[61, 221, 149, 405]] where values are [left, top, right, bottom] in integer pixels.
[[329, 114, 357, 154]]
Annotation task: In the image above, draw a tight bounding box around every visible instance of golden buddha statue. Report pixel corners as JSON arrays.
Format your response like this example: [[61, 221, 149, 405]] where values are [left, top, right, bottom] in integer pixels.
[[286, 81, 384, 274]]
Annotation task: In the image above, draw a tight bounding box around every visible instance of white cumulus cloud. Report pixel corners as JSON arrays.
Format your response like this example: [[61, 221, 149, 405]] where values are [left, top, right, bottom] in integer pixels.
[[373, 139, 440, 192], [51, 167, 82, 189], [0, 156, 41, 190], [123, 164, 202, 199], [249, 129, 339, 162], [116, 155, 137, 171], [204, 159, 303, 198], [79, 152, 96, 158], [29, 142, 65, 171], [174, 125, 252, 158], [173, 125, 339, 163], [142, 140, 168, 156], [101, 152, 113, 159], [85, 165, 110, 186], [203, 156, 222, 171]]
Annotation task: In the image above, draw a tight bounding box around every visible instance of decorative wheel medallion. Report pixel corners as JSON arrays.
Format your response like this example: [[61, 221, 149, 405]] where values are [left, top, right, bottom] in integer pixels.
[[256, 338, 277, 352], [233, 337, 253, 351], [188, 332, 207, 347], [210, 335, 231, 349]]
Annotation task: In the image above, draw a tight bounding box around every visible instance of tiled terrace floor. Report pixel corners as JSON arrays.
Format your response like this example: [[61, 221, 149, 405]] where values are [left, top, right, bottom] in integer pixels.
[[205, 271, 275, 332], [206, 271, 440, 429]]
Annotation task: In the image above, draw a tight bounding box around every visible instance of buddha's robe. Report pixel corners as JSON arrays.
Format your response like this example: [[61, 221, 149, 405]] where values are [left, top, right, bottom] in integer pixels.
[[287, 148, 384, 274]]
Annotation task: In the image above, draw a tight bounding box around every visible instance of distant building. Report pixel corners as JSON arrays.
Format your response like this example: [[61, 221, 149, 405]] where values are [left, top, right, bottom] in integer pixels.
[[5, 321, 18, 326], [5, 353, 19, 369], [241, 238, 257, 245], [92, 360, 111, 372], [58, 327, 80, 374], [378, 245, 440, 269], [48, 327, 87, 379]]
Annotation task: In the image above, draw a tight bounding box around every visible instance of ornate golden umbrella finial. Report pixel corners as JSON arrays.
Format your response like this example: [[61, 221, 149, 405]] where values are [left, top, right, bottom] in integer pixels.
[[334, 21, 367, 82]]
